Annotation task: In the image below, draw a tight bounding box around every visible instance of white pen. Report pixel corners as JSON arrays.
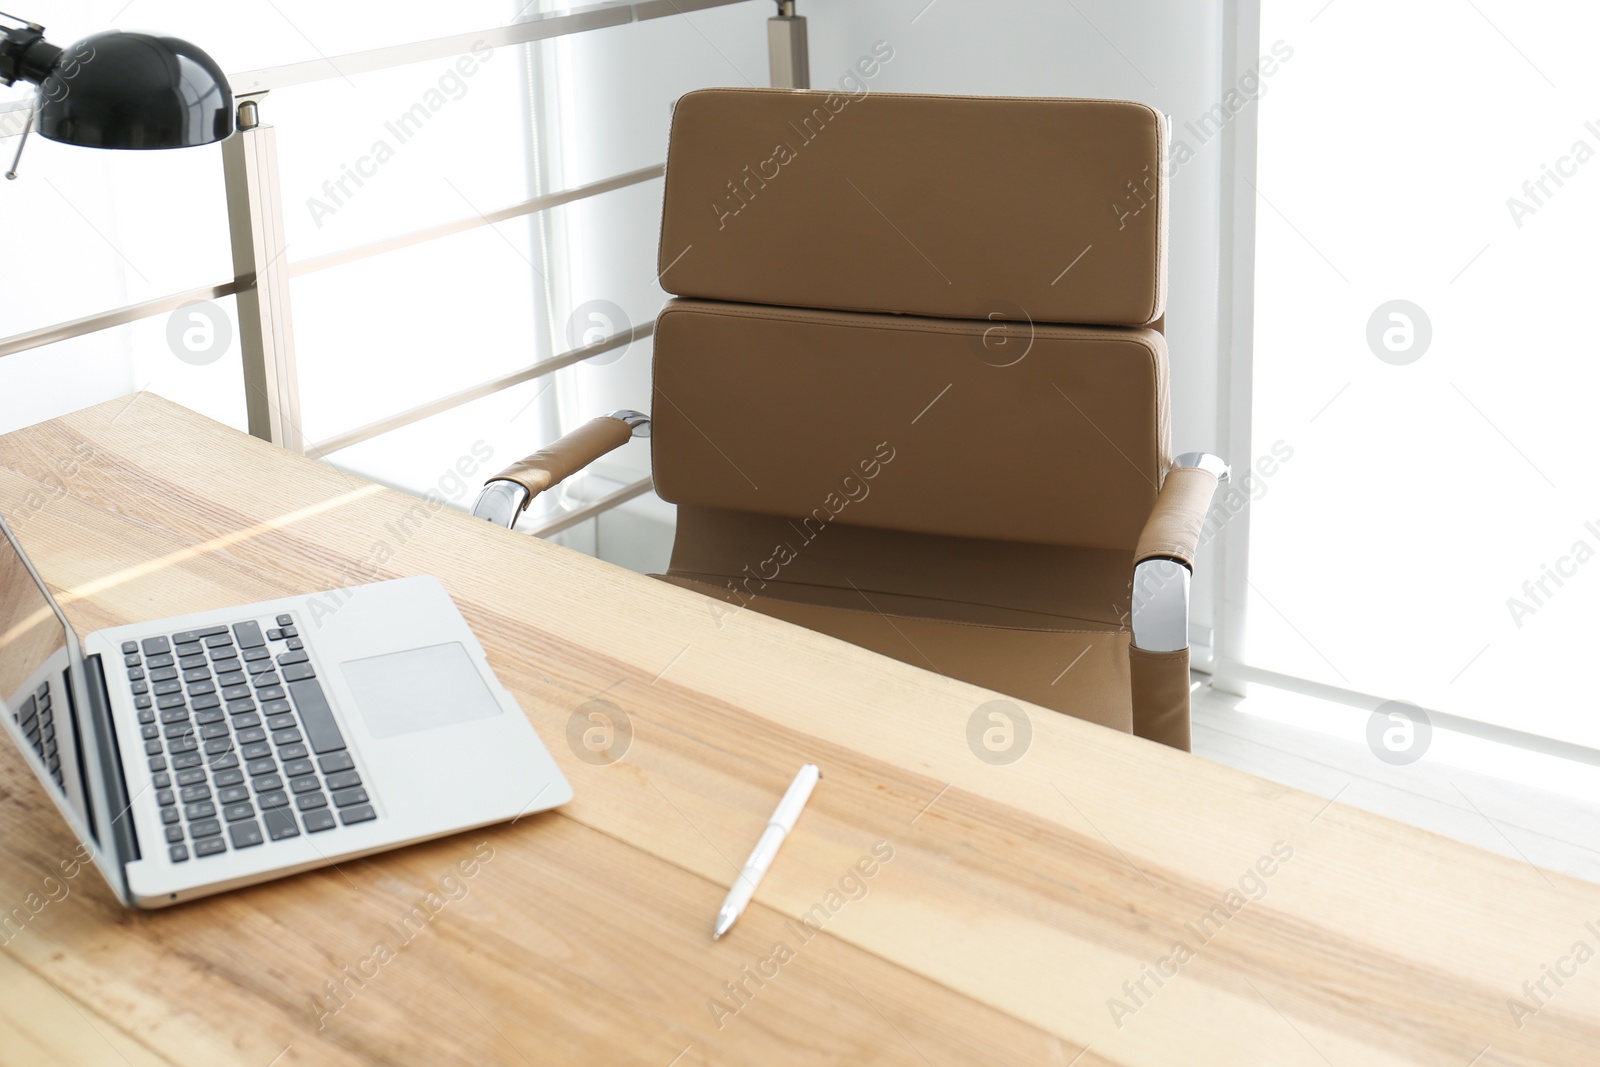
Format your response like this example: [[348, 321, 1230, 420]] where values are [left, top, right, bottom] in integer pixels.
[[714, 763, 821, 940]]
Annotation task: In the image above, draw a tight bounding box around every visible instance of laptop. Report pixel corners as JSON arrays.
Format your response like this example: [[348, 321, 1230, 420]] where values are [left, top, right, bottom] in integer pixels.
[[0, 509, 571, 908]]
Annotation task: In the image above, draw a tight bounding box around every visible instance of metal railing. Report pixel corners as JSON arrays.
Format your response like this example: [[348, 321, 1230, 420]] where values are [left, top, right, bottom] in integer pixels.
[[1, 0, 810, 532]]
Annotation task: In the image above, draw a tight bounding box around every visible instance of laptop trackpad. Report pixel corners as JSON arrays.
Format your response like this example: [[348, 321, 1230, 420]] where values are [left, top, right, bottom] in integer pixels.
[[340, 642, 503, 740]]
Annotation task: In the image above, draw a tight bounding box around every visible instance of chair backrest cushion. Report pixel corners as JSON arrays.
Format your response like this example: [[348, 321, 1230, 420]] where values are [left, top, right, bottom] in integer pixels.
[[651, 300, 1170, 551], [658, 88, 1168, 327]]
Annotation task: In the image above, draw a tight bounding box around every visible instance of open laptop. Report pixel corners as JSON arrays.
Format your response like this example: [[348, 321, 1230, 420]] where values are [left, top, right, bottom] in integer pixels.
[[0, 508, 571, 908]]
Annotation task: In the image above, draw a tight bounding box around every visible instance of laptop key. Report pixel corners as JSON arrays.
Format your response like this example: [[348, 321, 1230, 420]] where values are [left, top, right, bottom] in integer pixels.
[[167, 737, 198, 754], [157, 693, 187, 711], [282, 663, 316, 683], [214, 768, 245, 787], [226, 699, 256, 714], [188, 681, 217, 697], [165, 825, 185, 843], [247, 661, 276, 676], [303, 809, 336, 833], [325, 770, 362, 792], [185, 802, 217, 820], [266, 713, 295, 731], [241, 742, 272, 760], [237, 728, 267, 745], [276, 650, 309, 667], [179, 784, 211, 802], [282, 758, 314, 778], [135, 695, 152, 710], [272, 729, 302, 746], [260, 699, 291, 716], [161, 807, 180, 825], [171, 752, 202, 769], [148, 653, 175, 668], [229, 821, 265, 848], [233, 712, 261, 729], [179, 654, 208, 670], [128, 667, 146, 682], [195, 709, 225, 726], [189, 818, 222, 838], [149, 667, 178, 683], [223, 802, 256, 822], [203, 633, 234, 648], [156, 789, 175, 806], [191, 694, 221, 711], [233, 621, 266, 649], [203, 737, 234, 755], [257, 685, 286, 701], [279, 743, 309, 761], [140, 725, 159, 740], [258, 790, 290, 809], [276, 614, 293, 626], [152, 681, 180, 696], [169, 844, 190, 862], [160, 708, 189, 724], [179, 668, 209, 683], [122, 641, 139, 654], [141, 636, 170, 656], [252, 673, 280, 689], [243, 647, 272, 663], [266, 628, 283, 641], [291, 776, 322, 795], [217, 672, 247, 688], [217, 785, 250, 804], [194, 838, 227, 858], [207, 753, 240, 771], [263, 808, 300, 840], [339, 805, 376, 826], [252, 774, 284, 793], [152, 772, 171, 788], [286, 678, 346, 754], [331, 787, 368, 808], [247, 758, 277, 776], [200, 722, 230, 740], [176, 768, 207, 786], [281, 626, 298, 638], [296, 792, 327, 811], [286, 638, 304, 651]]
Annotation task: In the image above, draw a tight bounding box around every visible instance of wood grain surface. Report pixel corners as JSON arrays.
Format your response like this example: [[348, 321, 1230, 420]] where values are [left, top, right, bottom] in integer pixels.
[[1, 393, 1597, 1066]]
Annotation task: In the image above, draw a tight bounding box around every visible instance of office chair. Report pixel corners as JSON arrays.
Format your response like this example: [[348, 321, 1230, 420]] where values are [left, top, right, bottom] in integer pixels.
[[473, 89, 1227, 751]]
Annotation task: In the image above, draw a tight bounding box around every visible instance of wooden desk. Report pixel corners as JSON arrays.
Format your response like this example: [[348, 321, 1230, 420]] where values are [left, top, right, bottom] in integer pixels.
[[1, 393, 1597, 1066]]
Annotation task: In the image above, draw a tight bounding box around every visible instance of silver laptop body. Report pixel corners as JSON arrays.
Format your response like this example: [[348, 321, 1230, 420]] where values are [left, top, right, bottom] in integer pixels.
[[0, 510, 571, 908]]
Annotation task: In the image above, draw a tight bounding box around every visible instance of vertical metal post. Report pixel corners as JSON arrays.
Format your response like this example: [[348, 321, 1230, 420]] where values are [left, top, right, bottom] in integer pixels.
[[768, 0, 809, 89], [223, 94, 304, 452]]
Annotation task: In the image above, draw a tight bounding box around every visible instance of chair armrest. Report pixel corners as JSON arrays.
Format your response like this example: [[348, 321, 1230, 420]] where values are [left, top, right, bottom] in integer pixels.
[[1130, 452, 1228, 652], [472, 410, 650, 528]]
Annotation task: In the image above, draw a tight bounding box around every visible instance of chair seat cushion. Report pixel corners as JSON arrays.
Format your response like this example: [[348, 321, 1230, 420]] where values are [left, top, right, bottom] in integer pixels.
[[655, 574, 1134, 735]]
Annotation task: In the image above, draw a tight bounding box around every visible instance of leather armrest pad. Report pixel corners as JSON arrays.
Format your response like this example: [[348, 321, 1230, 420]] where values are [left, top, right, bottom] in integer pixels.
[[1133, 467, 1220, 569], [490, 416, 634, 509]]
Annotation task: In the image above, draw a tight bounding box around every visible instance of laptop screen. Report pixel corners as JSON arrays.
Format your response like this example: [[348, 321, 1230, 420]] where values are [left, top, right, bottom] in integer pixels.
[[0, 515, 99, 847]]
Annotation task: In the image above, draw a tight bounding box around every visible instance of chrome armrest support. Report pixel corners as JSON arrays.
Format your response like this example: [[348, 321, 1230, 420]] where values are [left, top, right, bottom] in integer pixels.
[[1131, 558, 1191, 653], [473, 479, 529, 529], [605, 409, 652, 436], [1129, 452, 1230, 652]]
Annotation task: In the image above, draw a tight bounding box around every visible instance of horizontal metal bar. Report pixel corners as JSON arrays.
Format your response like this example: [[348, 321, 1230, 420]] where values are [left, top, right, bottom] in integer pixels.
[[0, 280, 245, 360], [523, 475, 653, 538], [311, 322, 655, 456], [635, 0, 754, 19], [289, 164, 665, 278], [231, 0, 756, 94], [1213, 659, 1600, 770]]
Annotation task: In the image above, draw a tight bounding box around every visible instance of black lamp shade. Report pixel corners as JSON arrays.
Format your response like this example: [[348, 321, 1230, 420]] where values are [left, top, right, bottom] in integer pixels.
[[36, 31, 233, 149]]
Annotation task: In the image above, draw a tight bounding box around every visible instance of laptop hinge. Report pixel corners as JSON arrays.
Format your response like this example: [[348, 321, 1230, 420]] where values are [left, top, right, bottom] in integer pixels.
[[80, 654, 141, 886]]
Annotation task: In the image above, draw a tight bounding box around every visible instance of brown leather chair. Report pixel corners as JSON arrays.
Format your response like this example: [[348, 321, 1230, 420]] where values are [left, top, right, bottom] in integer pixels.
[[473, 89, 1227, 751]]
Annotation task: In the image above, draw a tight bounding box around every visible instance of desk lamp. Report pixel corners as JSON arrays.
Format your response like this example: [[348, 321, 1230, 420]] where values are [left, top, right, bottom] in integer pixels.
[[1, 11, 232, 177]]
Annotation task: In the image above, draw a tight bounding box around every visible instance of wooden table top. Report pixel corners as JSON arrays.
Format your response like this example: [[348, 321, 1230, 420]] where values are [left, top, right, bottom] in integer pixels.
[[1, 393, 1597, 1067]]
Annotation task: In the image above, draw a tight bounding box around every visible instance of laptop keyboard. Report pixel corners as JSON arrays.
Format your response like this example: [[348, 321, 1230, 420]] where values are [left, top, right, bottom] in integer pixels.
[[121, 612, 377, 864], [12, 680, 66, 792]]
